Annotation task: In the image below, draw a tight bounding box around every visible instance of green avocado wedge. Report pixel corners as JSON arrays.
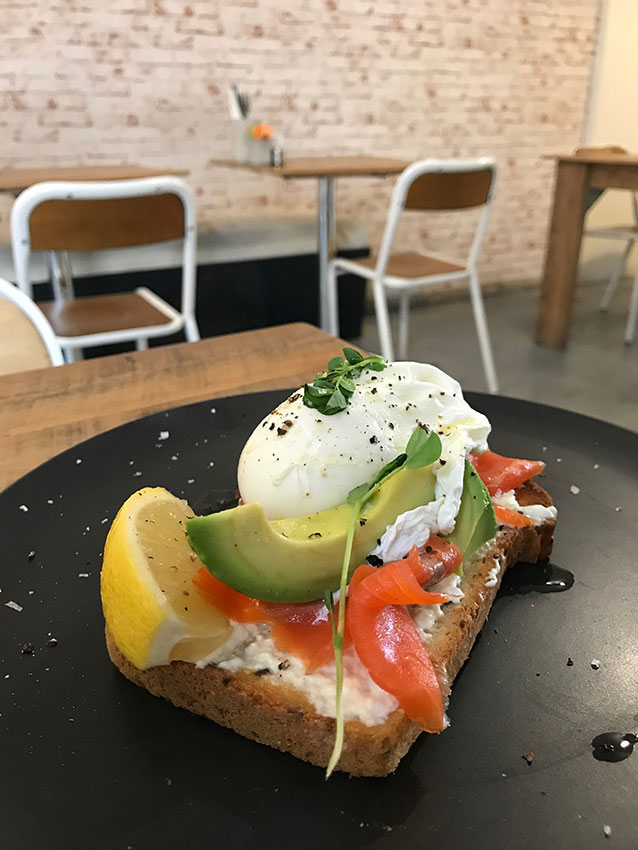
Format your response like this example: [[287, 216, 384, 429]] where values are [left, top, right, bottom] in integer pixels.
[[186, 465, 436, 602], [446, 460, 497, 568]]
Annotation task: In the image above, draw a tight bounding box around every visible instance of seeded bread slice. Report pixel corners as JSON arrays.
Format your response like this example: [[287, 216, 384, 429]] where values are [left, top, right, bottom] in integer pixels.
[[105, 480, 555, 777]]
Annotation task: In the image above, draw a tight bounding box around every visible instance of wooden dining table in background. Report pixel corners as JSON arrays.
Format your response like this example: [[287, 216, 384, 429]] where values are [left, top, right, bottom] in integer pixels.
[[209, 156, 409, 331], [536, 150, 638, 349], [0, 323, 346, 491]]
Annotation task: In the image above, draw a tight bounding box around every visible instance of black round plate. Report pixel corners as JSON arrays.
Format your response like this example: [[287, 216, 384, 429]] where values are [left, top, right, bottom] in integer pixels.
[[1, 391, 636, 850]]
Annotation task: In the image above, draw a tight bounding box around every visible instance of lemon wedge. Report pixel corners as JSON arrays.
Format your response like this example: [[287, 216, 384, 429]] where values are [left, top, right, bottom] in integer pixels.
[[100, 487, 232, 670]]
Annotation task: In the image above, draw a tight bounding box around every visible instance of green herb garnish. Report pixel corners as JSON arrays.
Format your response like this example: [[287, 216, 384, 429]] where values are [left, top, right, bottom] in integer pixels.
[[324, 427, 442, 777], [303, 348, 387, 416]]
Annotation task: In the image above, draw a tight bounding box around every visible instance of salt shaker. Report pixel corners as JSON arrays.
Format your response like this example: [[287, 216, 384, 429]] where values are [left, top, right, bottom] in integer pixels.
[[270, 144, 285, 167]]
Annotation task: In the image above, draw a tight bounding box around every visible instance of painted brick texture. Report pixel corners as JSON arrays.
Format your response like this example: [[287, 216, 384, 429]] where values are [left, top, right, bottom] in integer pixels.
[[1, 0, 599, 284]]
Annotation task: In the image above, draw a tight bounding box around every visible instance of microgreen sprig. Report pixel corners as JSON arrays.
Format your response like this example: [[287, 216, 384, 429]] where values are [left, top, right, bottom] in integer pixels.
[[325, 427, 442, 777], [303, 348, 387, 416]]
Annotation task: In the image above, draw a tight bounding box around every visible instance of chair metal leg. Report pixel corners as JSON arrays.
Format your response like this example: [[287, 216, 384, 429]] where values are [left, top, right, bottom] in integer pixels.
[[136, 337, 149, 351], [600, 240, 634, 312], [398, 292, 410, 361], [372, 277, 395, 361], [468, 271, 498, 394], [48, 250, 75, 303], [184, 316, 201, 342], [326, 262, 340, 337], [63, 346, 81, 363], [47, 252, 65, 302], [625, 270, 638, 344], [318, 177, 337, 331]]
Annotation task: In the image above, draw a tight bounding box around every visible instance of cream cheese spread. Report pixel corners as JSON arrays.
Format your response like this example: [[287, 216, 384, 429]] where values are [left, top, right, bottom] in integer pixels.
[[200, 572, 465, 726], [411, 572, 464, 638], [492, 489, 557, 525], [200, 624, 399, 726], [485, 559, 502, 588]]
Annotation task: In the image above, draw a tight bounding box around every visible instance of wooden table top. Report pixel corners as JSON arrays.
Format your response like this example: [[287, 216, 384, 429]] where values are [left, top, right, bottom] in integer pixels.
[[0, 165, 190, 194], [0, 323, 346, 491], [209, 155, 409, 179], [547, 152, 638, 166]]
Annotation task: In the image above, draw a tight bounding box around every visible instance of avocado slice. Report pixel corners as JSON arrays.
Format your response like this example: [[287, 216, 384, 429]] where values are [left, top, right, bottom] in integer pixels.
[[186, 466, 436, 602], [446, 460, 497, 566]]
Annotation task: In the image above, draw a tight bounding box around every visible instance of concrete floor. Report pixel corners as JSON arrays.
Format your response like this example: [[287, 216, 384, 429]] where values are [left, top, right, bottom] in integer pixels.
[[349, 279, 638, 432]]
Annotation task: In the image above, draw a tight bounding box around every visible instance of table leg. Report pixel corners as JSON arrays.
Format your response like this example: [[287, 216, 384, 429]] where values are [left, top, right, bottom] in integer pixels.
[[535, 161, 589, 349], [47, 250, 75, 302], [318, 176, 336, 332]]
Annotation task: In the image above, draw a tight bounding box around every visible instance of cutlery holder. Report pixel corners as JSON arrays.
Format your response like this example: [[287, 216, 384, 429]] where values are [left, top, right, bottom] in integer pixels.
[[231, 120, 272, 165], [230, 119, 252, 162]]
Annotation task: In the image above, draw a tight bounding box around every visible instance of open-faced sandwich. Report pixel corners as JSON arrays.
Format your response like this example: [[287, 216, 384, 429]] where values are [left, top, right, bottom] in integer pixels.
[[101, 352, 556, 777]]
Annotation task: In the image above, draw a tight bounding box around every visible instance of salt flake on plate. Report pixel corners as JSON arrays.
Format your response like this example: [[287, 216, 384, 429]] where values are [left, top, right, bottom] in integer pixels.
[[158, 431, 169, 441], [569, 484, 580, 495], [18, 505, 28, 512], [5, 601, 23, 612]]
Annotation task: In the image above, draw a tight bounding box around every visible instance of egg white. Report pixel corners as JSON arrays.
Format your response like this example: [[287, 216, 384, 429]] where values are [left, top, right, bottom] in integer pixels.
[[237, 362, 491, 531]]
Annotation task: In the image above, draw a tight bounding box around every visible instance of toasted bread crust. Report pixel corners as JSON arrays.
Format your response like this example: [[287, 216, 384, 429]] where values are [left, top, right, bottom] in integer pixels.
[[106, 481, 555, 777]]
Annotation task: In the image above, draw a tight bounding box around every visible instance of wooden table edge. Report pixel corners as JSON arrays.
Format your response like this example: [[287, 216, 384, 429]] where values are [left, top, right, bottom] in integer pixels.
[[542, 153, 638, 165], [207, 157, 409, 178], [0, 323, 350, 491]]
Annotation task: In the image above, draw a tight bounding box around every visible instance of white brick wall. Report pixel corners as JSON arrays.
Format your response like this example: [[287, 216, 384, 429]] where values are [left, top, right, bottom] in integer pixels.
[[1, 0, 600, 285]]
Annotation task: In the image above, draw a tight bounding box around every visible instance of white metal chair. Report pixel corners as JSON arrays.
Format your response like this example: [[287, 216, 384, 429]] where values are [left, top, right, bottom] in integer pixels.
[[0, 276, 64, 374], [326, 158, 499, 393], [11, 177, 200, 362], [577, 146, 638, 344]]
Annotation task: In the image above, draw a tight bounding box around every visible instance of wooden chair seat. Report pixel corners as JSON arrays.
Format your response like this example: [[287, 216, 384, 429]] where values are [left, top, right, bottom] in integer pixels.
[[357, 251, 465, 279], [40, 292, 172, 338]]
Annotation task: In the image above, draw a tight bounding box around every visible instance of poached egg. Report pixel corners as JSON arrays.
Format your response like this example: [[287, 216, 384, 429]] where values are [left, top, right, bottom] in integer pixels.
[[237, 362, 491, 536]]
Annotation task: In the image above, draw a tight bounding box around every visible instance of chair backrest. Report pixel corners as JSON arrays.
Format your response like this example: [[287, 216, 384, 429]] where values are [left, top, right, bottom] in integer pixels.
[[404, 167, 493, 211], [376, 158, 497, 274], [0, 276, 64, 373], [10, 176, 197, 318]]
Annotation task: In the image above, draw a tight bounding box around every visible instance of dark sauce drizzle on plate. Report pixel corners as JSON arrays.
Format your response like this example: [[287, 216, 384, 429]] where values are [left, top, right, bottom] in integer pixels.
[[498, 559, 574, 596], [592, 732, 638, 762]]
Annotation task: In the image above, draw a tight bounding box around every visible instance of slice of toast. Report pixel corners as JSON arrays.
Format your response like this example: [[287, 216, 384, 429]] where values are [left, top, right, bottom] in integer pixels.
[[106, 480, 555, 777]]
